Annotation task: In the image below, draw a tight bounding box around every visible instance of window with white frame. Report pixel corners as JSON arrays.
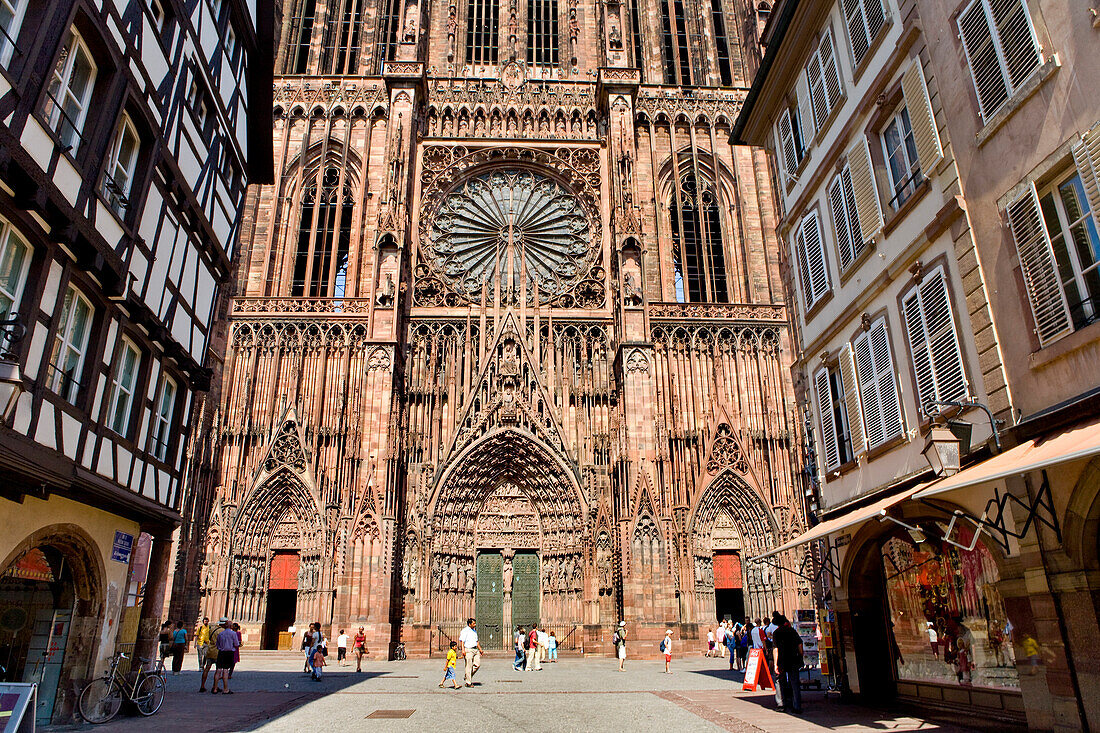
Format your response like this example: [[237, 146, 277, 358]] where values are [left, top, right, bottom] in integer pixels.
[[814, 364, 854, 471], [795, 210, 830, 310], [0, 218, 30, 321], [44, 30, 97, 154], [0, 0, 27, 65], [881, 104, 921, 209], [957, 0, 1041, 123], [1006, 128, 1100, 346], [103, 114, 140, 216], [842, 0, 885, 66], [108, 338, 140, 436], [805, 28, 843, 131], [853, 318, 904, 449], [828, 164, 866, 270], [47, 284, 93, 403], [776, 99, 809, 185], [151, 374, 177, 460], [901, 267, 968, 415]]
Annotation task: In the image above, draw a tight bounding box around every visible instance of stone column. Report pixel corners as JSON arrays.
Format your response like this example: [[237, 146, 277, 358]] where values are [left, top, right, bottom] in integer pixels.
[[136, 527, 175, 661]]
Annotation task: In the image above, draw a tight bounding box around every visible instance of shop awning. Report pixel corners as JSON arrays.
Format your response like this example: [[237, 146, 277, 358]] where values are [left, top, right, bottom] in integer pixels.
[[914, 416, 1100, 501], [752, 481, 933, 561]]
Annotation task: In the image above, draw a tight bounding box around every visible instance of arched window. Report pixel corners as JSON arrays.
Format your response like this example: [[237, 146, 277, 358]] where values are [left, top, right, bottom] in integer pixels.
[[293, 167, 354, 297], [670, 172, 729, 302]]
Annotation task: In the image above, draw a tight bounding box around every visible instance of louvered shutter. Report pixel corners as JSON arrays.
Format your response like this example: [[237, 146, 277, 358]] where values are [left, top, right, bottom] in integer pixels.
[[903, 287, 936, 414], [843, 0, 870, 64], [989, 0, 1040, 89], [853, 330, 882, 447], [901, 62, 943, 174], [815, 367, 840, 471], [840, 344, 865, 456], [799, 210, 830, 308], [778, 110, 798, 184], [829, 175, 855, 269], [821, 30, 843, 110], [870, 320, 904, 442], [1072, 121, 1100, 230], [847, 137, 883, 241], [863, 0, 885, 48], [921, 270, 968, 404], [797, 76, 816, 146], [1006, 185, 1073, 345], [806, 51, 827, 130], [958, 0, 1009, 121]]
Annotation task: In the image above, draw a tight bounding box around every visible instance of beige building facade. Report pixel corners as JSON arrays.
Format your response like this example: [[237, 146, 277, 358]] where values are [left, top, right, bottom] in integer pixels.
[[737, 0, 1100, 729]]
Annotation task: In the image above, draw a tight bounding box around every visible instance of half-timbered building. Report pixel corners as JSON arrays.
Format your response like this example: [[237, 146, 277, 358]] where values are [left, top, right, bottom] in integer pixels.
[[0, 0, 272, 722], [173, 0, 809, 656]]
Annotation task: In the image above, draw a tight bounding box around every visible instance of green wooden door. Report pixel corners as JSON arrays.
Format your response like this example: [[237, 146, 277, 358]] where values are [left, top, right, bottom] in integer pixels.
[[475, 552, 504, 650], [512, 551, 540, 631]]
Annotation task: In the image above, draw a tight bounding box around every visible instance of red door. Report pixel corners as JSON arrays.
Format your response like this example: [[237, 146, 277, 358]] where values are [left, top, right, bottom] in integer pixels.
[[713, 551, 742, 589], [269, 551, 300, 590]]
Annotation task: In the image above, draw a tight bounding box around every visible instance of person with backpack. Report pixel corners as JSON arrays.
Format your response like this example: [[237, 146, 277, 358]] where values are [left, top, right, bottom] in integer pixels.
[[513, 626, 526, 671], [661, 629, 673, 674], [613, 621, 627, 671], [725, 625, 738, 670], [526, 623, 542, 671]]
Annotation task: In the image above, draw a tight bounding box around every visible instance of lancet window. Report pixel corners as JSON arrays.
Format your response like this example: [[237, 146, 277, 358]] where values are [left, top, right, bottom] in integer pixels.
[[466, 0, 500, 65], [630, 0, 645, 81], [711, 0, 733, 85], [527, 0, 559, 66], [285, 0, 316, 73], [320, 0, 365, 74], [292, 167, 354, 298], [660, 0, 692, 85], [670, 171, 729, 303], [377, 0, 401, 71]]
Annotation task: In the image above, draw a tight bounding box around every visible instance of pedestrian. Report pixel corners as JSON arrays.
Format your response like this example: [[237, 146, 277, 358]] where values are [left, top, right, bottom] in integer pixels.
[[526, 623, 541, 671], [196, 617, 212, 668], [661, 629, 673, 674], [199, 622, 222, 692], [736, 622, 750, 670], [772, 615, 803, 714], [764, 613, 783, 708], [171, 621, 187, 675], [311, 644, 326, 681], [212, 617, 239, 694], [302, 624, 315, 673], [706, 628, 715, 657], [715, 622, 726, 658], [158, 622, 172, 666], [536, 625, 549, 668], [548, 630, 558, 662], [337, 629, 348, 666], [926, 620, 939, 659], [725, 625, 737, 670], [614, 621, 627, 671], [354, 626, 368, 672], [439, 641, 460, 689], [459, 618, 482, 686], [513, 626, 526, 670], [230, 623, 242, 678]]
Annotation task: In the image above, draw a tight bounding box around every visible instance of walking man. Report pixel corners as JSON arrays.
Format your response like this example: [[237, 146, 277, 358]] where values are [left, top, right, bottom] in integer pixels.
[[337, 629, 348, 666], [196, 617, 211, 668], [526, 623, 540, 671], [715, 622, 726, 658], [772, 615, 804, 714], [536, 625, 549, 669], [513, 626, 526, 671], [212, 617, 239, 694], [199, 622, 222, 692], [614, 621, 627, 671], [459, 618, 482, 686]]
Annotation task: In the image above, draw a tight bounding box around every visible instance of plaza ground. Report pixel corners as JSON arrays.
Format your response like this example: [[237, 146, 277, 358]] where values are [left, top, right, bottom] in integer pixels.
[[49, 652, 1025, 732]]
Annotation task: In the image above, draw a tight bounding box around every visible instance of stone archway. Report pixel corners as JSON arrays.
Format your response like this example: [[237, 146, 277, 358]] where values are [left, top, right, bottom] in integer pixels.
[[226, 472, 326, 646], [687, 470, 782, 622], [425, 428, 587, 649]]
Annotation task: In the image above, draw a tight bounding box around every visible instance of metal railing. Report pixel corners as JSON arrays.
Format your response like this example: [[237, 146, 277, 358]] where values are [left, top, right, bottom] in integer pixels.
[[887, 169, 924, 210]]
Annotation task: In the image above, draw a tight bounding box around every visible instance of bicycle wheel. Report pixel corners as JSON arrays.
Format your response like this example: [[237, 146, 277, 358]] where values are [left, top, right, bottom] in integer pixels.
[[79, 678, 124, 724], [134, 674, 166, 716]]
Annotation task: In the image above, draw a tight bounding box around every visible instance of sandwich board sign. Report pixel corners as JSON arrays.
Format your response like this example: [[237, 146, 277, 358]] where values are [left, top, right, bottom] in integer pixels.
[[742, 648, 773, 691]]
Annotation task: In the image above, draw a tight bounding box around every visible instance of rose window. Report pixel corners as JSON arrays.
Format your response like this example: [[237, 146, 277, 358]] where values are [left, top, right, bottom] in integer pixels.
[[426, 169, 595, 303]]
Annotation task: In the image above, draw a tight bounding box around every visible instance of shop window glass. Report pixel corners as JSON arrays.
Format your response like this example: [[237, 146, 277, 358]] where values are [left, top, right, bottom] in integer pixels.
[[881, 525, 1019, 690]]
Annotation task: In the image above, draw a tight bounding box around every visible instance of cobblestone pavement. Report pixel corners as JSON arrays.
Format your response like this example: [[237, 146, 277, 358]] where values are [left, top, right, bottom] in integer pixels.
[[48, 652, 1016, 733]]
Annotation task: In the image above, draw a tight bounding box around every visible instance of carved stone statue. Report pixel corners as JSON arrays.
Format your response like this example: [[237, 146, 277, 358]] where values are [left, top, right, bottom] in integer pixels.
[[447, 557, 459, 590], [402, 1, 418, 42], [377, 272, 396, 306], [502, 557, 513, 594], [464, 560, 475, 592], [623, 272, 642, 306]]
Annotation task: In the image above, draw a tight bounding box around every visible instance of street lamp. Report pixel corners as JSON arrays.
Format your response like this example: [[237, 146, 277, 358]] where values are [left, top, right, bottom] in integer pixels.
[[922, 426, 961, 478], [0, 315, 26, 424]]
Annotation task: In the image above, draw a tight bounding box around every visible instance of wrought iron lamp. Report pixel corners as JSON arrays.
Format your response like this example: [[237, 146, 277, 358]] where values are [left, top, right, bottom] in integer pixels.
[[922, 426, 961, 478], [0, 315, 26, 424]]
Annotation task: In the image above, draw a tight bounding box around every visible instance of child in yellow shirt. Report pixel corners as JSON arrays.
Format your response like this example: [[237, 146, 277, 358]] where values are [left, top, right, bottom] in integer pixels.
[[439, 641, 460, 689]]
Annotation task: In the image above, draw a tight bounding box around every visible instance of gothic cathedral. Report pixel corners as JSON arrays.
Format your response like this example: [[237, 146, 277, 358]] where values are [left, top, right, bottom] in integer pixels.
[[172, 0, 809, 653]]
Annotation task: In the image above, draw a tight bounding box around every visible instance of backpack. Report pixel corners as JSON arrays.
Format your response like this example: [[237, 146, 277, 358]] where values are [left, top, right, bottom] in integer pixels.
[[523, 634, 531, 650], [659, 638, 667, 653], [612, 631, 620, 646]]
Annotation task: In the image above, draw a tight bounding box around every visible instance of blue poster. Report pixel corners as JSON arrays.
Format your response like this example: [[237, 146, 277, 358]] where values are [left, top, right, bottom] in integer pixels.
[[111, 532, 134, 564]]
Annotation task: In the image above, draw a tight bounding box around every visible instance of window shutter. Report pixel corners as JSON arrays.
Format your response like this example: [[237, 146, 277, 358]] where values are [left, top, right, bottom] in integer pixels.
[[863, 0, 885, 48], [901, 62, 943, 174], [821, 30, 843, 109], [847, 137, 883, 242], [796, 75, 816, 145], [840, 344, 865, 456], [806, 51, 827, 130], [853, 331, 881, 448], [829, 176, 855, 269], [1006, 185, 1073, 345], [777, 110, 798, 184], [1072, 121, 1100, 230], [815, 367, 840, 471], [842, 0, 870, 64], [903, 268, 969, 414], [798, 211, 829, 308], [855, 320, 904, 448], [958, 0, 1009, 121], [990, 0, 1040, 89], [903, 288, 936, 414]]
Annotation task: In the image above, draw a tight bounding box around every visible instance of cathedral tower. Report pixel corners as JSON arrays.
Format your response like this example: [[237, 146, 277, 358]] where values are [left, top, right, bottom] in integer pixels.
[[172, 0, 808, 654]]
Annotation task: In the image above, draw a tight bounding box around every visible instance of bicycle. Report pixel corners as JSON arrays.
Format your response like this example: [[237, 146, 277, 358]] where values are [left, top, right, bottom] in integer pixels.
[[78, 652, 166, 723]]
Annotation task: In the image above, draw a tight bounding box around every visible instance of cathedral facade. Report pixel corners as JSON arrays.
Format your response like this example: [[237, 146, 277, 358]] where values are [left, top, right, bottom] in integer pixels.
[[171, 0, 810, 653]]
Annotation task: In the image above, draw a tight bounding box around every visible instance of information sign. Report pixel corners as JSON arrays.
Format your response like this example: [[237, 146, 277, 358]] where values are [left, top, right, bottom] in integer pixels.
[[111, 532, 134, 564], [741, 648, 773, 691]]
